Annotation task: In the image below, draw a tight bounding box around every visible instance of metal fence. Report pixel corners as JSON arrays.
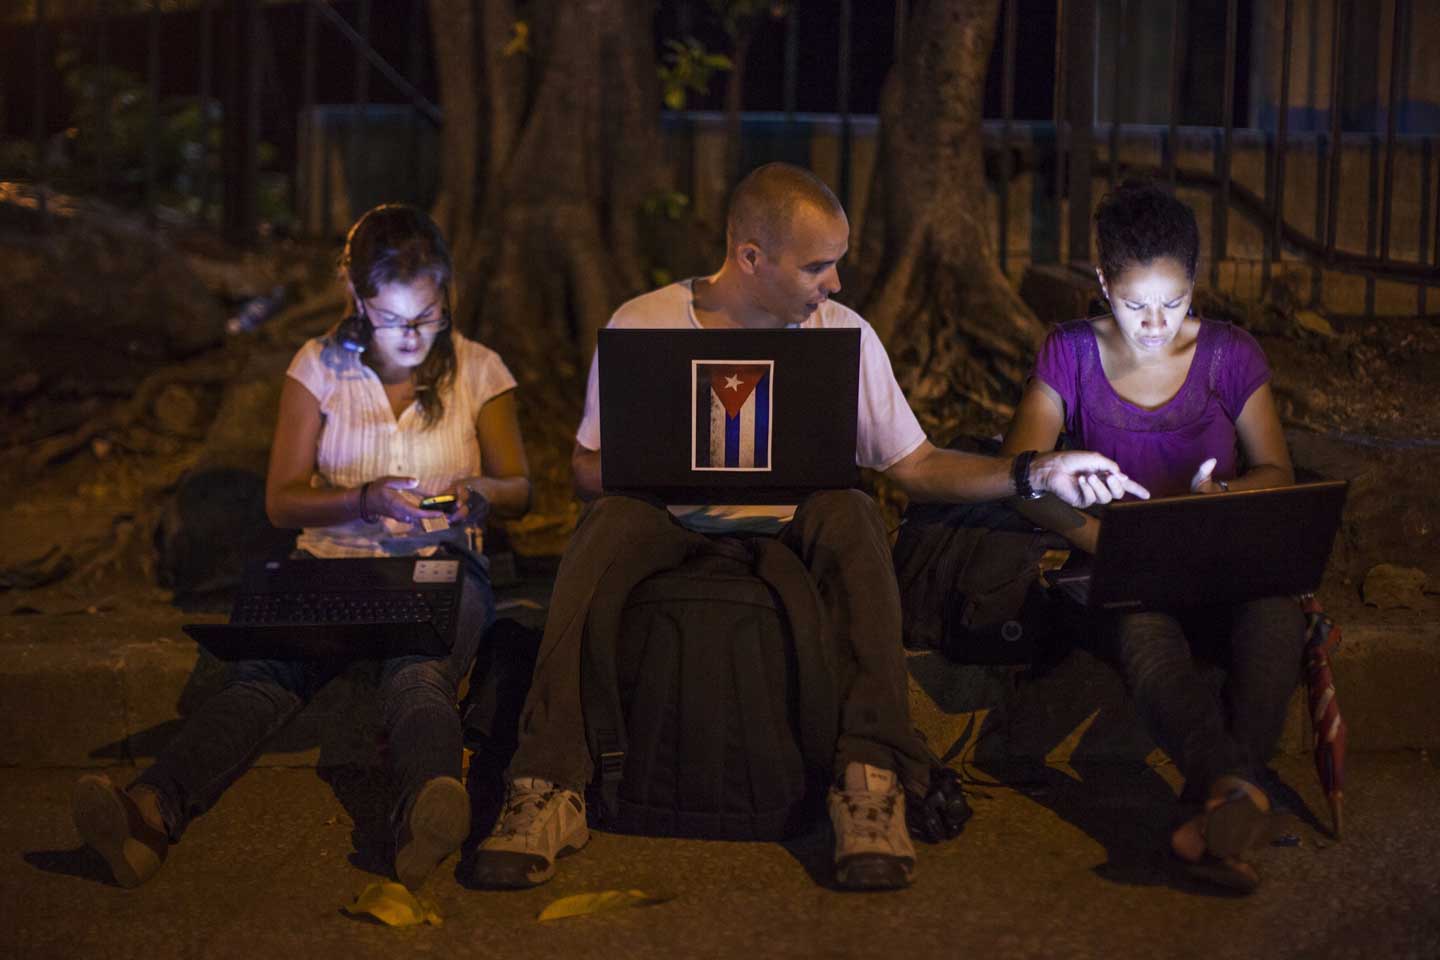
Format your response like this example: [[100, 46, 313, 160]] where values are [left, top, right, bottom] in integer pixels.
[[1031, 0, 1438, 310], [9, 0, 1439, 311], [14, 0, 438, 240]]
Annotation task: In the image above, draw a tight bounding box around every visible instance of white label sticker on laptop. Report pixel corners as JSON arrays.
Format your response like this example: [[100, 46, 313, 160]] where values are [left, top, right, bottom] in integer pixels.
[[412, 560, 460, 583], [691, 358, 775, 472]]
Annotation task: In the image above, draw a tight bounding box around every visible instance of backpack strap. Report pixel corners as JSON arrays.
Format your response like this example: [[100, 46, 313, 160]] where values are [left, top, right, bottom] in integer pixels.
[[579, 533, 696, 823], [749, 538, 838, 777]]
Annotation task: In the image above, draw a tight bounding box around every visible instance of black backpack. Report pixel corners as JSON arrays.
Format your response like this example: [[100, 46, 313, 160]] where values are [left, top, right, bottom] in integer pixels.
[[892, 438, 1066, 664], [581, 536, 838, 840]]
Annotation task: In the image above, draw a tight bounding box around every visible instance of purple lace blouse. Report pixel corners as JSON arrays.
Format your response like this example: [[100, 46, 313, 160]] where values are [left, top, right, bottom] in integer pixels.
[[1030, 318, 1271, 498]]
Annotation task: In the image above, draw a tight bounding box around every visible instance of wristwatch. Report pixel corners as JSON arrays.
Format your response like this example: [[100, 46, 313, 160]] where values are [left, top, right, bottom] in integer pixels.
[[1217, 479, 1231, 493], [1011, 450, 1044, 500]]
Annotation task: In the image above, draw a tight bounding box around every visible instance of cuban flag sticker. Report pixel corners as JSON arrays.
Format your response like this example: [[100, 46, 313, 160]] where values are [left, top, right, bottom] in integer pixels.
[[691, 360, 774, 471]]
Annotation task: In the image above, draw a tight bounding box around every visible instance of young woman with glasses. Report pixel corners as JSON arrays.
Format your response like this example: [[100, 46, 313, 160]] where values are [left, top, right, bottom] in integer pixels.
[[72, 204, 531, 892]]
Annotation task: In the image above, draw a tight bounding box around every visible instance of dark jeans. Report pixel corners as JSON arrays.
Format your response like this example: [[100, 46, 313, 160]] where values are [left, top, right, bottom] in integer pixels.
[[133, 565, 493, 841], [507, 491, 934, 794], [1091, 596, 1306, 795]]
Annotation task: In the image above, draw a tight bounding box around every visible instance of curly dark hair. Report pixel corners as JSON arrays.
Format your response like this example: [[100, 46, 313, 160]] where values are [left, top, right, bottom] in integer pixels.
[[1094, 179, 1200, 284], [335, 203, 456, 428]]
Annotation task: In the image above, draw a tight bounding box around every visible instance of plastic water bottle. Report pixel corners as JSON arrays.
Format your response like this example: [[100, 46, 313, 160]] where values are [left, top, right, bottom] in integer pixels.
[[226, 285, 287, 335]]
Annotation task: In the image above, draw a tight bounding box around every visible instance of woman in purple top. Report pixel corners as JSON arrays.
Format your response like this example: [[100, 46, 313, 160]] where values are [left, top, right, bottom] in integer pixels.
[[1002, 181, 1304, 892]]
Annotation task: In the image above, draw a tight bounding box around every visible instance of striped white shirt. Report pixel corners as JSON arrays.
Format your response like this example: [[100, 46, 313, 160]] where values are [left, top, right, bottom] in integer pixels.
[[286, 331, 517, 558]]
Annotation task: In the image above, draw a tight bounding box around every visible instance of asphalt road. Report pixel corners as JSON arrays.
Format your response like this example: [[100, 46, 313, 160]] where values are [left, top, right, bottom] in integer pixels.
[[4, 752, 1438, 960]]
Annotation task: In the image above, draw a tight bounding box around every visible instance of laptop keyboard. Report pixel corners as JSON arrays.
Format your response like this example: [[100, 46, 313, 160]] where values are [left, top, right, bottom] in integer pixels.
[[232, 591, 454, 631]]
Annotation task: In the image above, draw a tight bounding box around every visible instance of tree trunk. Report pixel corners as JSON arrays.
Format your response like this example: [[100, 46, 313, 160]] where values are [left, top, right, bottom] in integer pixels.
[[724, 26, 753, 190], [428, 0, 671, 521], [853, 0, 1044, 442]]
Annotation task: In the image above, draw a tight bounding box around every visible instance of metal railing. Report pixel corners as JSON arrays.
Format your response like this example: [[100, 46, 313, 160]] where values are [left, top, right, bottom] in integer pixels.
[[15, 0, 438, 242], [9, 0, 1439, 309], [1010, 0, 1439, 309]]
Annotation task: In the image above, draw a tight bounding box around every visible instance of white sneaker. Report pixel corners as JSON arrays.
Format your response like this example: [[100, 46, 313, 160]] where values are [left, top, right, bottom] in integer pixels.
[[469, 777, 589, 888], [828, 762, 916, 890]]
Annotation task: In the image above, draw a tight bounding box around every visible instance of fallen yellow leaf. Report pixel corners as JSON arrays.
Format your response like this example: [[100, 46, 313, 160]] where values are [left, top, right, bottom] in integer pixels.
[[343, 881, 443, 927], [1295, 309, 1337, 338], [537, 889, 669, 922]]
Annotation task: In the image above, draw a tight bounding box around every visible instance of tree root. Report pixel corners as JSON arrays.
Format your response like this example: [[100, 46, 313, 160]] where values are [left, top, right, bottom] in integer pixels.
[[67, 514, 144, 585], [21, 349, 241, 475], [877, 235, 1041, 436]]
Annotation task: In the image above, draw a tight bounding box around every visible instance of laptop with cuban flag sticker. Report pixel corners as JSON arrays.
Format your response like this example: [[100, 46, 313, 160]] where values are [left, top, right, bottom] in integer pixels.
[[692, 359, 774, 471]]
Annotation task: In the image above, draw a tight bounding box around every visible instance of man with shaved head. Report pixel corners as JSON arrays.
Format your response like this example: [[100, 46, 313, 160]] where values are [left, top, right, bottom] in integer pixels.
[[727, 160, 846, 258], [473, 163, 1147, 891]]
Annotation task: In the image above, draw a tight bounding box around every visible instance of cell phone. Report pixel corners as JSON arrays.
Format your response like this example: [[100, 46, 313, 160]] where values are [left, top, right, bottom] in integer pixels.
[[419, 494, 459, 514]]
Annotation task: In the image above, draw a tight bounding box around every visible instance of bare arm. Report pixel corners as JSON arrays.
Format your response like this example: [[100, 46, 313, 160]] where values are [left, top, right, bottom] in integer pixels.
[[572, 442, 602, 502], [1190, 382, 1294, 493], [264, 376, 438, 528], [883, 439, 1019, 504], [884, 411, 1146, 514], [999, 379, 1100, 554], [463, 390, 531, 519]]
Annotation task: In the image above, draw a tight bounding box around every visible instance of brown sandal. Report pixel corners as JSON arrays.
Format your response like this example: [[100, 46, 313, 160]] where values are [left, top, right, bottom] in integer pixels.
[[72, 775, 168, 888], [1173, 776, 1271, 893], [1202, 777, 1272, 861]]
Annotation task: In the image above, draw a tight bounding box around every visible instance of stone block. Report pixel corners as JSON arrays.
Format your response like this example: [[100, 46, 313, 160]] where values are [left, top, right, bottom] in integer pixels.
[[0, 642, 128, 767], [905, 618, 1433, 781]]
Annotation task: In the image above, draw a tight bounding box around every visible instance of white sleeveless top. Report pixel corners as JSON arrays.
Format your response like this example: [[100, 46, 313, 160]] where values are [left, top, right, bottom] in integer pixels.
[[285, 330, 517, 558]]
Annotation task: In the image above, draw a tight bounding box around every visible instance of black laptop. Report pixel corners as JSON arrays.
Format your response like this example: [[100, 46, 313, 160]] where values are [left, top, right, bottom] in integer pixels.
[[183, 556, 478, 661], [1048, 480, 1349, 610], [598, 328, 861, 503]]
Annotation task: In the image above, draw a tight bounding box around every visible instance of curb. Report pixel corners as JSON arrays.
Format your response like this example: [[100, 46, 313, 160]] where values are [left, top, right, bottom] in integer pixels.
[[906, 618, 1440, 770], [2, 609, 1436, 770]]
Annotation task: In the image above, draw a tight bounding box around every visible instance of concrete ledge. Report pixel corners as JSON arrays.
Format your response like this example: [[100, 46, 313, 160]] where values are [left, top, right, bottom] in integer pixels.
[[0, 614, 382, 769], [907, 617, 1440, 772], [1, 609, 1434, 771]]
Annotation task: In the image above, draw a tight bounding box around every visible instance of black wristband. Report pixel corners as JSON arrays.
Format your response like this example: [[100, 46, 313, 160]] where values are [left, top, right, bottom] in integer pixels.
[[358, 481, 379, 523], [1011, 450, 1042, 499]]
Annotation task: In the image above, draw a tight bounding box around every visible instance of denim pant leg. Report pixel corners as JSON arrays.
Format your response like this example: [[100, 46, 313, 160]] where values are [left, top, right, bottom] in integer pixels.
[[131, 658, 340, 841], [1219, 595, 1307, 779], [1096, 610, 1247, 792], [379, 566, 493, 818]]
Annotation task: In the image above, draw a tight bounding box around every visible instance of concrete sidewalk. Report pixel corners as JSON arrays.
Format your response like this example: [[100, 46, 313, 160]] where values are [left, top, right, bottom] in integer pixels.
[[6, 756, 1439, 959], [1, 583, 1436, 775], [4, 579, 1438, 959]]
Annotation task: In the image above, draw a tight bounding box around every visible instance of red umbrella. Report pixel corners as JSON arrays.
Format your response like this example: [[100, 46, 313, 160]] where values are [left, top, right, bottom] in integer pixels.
[[1301, 594, 1346, 838]]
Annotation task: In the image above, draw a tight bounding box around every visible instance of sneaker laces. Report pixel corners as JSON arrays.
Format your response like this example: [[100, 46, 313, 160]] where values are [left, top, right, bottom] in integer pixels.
[[493, 782, 555, 839], [839, 787, 899, 841]]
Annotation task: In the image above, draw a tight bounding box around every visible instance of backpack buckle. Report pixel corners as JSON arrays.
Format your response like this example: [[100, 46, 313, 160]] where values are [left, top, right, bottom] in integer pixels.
[[598, 749, 625, 781], [597, 749, 624, 823]]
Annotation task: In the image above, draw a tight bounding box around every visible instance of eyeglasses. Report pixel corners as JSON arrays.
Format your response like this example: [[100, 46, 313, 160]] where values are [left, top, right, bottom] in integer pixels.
[[370, 316, 451, 336], [363, 304, 451, 336]]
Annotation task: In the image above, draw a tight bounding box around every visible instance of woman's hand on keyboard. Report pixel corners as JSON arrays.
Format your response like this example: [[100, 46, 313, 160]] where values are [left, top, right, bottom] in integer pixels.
[[1189, 458, 1224, 495]]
